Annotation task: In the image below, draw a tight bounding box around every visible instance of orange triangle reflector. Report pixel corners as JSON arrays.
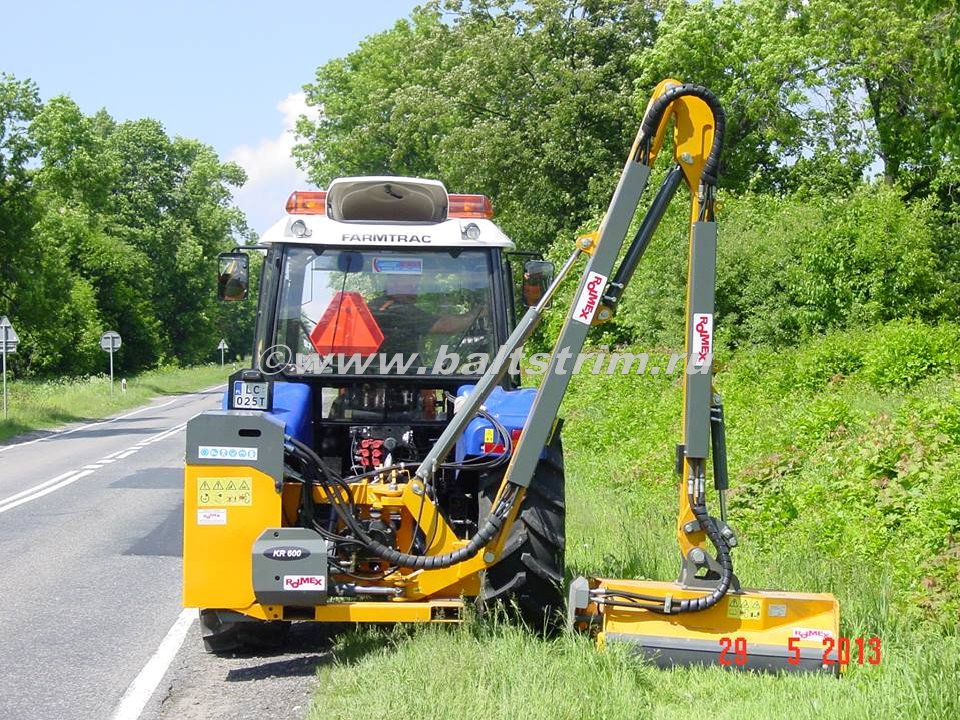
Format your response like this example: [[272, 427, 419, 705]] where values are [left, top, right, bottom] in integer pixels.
[[310, 291, 384, 355]]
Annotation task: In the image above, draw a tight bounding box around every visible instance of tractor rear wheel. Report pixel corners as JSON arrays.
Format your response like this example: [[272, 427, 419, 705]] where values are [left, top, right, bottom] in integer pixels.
[[478, 434, 565, 632], [199, 609, 290, 654]]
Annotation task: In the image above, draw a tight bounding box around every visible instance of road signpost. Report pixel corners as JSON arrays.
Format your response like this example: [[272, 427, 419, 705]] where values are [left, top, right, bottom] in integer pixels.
[[1, 316, 19, 420], [100, 331, 122, 394], [217, 338, 228, 367]]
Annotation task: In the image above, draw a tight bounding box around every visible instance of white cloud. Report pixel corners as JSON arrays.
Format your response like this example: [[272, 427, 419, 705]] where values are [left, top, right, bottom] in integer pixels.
[[228, 91, 321, 235]]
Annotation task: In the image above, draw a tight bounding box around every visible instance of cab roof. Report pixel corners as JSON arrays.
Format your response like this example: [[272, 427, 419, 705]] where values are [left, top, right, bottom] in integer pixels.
[[259, 176, 515, 249]]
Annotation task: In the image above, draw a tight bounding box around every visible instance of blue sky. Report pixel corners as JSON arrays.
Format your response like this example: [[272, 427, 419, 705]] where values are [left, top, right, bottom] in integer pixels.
[[0, 0, 422, 232]]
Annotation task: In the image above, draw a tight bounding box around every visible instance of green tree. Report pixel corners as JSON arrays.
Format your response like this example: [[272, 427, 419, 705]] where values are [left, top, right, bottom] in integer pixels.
[[30, 98, 164, 372], [101, 118, 248, 368], [0, 75, 44, 369], [295, 0, 657, 250], [637, 1, 960, 198]]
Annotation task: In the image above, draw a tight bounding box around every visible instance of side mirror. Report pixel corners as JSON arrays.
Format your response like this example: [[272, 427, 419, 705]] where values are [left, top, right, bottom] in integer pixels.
[[218, 252, 249, 301], [521, 259, 554, 307]]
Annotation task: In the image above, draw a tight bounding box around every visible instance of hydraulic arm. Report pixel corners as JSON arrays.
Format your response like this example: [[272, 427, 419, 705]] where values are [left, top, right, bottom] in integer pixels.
[[417, 79, 731, 595], [415, 79, 840, 671]]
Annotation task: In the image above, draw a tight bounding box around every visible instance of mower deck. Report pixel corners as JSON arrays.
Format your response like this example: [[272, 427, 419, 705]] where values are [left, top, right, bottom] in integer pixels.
[[571, 577, 840, 674]]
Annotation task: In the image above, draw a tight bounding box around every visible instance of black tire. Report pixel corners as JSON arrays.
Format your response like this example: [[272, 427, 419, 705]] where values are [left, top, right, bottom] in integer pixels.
[[199, 609, 290, 654], [478, 434, 565, 632]]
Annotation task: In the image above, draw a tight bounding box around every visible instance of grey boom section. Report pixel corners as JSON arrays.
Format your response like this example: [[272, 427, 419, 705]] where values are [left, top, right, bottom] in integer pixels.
[[507, 161, 652, 488], [414, 248, 582, 482], [683, 221, 717, 460]]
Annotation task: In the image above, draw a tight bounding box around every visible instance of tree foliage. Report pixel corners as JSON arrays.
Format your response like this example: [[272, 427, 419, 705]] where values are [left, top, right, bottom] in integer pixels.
[[0, 76, 252, 377], [295, 0, 657, 248], [296, 0, 959, 223], [294, 0, 959, 349]]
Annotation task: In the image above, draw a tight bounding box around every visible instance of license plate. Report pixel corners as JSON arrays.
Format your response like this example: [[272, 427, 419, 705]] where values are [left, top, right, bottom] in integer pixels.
[[233, 380, 268, 410]]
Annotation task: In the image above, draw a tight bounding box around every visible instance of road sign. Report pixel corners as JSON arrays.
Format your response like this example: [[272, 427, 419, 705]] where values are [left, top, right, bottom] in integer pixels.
[[100, 331, 121, 352], [100, 331, 121, 394], [218, 338, 228, 367], [1, 316, 17, 419], [0, 316, 18, 354]]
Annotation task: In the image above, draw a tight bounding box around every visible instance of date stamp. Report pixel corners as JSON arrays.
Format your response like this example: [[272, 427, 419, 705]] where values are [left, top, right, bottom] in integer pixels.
[[718, 636, 882, 667]]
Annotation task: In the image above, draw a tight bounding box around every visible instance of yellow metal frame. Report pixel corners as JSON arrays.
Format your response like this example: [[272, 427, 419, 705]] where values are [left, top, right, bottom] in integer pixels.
[[184, 462, 491, 621], [573, 78, 839, 660], [183, 463, 282, 612], [583, 577, 840, 671], [621, 77, 722, 558]]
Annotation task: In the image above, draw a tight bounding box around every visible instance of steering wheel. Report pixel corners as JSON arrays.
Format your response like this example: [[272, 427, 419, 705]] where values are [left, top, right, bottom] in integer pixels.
[[447, 307, 487, 355]]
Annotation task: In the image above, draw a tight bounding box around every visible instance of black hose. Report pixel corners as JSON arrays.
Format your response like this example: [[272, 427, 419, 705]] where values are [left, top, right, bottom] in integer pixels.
[[593, 489, 733, 615], [636, 83, 726, 189], [673, 493, 733, 612], [285, 435, 517, 571]]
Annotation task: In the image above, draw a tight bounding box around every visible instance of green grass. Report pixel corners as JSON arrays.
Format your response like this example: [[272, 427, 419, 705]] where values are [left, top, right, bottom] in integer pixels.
[[0, 361, 241, 443], [301, 321, 960, 718], [305, 620, 959, 720]]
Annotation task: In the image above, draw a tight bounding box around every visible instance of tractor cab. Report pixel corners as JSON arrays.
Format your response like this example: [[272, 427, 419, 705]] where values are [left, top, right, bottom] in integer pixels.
[[220, 177, 552, 382], [207, 178, 556, 570]]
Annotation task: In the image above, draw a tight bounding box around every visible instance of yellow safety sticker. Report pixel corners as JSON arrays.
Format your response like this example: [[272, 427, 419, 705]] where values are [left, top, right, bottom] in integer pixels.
[[727, 596, 762, 619], [197, 477, 253, 507], [483, 428, 495, 444]]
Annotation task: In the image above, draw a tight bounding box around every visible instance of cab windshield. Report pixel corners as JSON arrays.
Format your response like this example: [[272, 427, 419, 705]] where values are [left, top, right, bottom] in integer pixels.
[[275, 247, 496, 375]]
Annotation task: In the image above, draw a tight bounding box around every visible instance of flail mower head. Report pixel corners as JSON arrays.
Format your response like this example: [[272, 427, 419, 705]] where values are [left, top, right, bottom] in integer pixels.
[[569, 576, 840, 674]]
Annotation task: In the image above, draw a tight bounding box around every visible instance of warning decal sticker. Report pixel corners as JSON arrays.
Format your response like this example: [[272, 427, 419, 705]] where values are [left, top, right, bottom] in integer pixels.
[[198, 477, 253, 507], [726, 596, 761, 619]]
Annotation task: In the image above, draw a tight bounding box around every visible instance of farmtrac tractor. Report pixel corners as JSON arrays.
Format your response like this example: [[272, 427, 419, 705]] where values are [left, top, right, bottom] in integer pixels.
[[185, 79, 839, 672]]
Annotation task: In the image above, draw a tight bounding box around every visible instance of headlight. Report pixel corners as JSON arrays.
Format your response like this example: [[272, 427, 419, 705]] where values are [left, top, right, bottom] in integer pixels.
[[290, 219, 311, 238]]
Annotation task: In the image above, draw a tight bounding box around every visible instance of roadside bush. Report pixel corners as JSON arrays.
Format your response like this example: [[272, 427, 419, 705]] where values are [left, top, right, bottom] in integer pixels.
[[556, 185, 953, 352], [559, 320, 960, 628], [723, 348, 960, 628], [859, 320, 960, 390], [778, 320, 960, 394]]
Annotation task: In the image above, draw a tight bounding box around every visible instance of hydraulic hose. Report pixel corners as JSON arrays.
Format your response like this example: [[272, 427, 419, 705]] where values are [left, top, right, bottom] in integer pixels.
[[285, 435, 515, 571], [593, 484, 734, 614], [637, 83, 726, 188], [673, 491, 733, 612]]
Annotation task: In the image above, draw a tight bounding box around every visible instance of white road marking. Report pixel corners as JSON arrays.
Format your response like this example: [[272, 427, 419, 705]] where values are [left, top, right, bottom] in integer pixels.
[[0, 386, 220, 512], [142, 423, 188, 446], [0, 470, 77, 506], [0, 469, 94, 514], [99, 458, 117, 464], [110, 608, 196, 720], [0, 398, 179, 454]]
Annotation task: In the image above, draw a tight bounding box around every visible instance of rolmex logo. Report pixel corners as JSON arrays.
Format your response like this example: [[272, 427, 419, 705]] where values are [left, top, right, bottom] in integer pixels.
[[572, 272, 608, 326], [792, 628, 833, 641], [283, 575, 326, 591], [693, 313, 713, 367]]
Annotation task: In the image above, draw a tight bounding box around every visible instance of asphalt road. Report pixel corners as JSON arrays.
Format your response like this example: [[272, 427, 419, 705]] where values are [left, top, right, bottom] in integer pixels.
[[0, 386, 331, 720], [0, 387, 211, 719]]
